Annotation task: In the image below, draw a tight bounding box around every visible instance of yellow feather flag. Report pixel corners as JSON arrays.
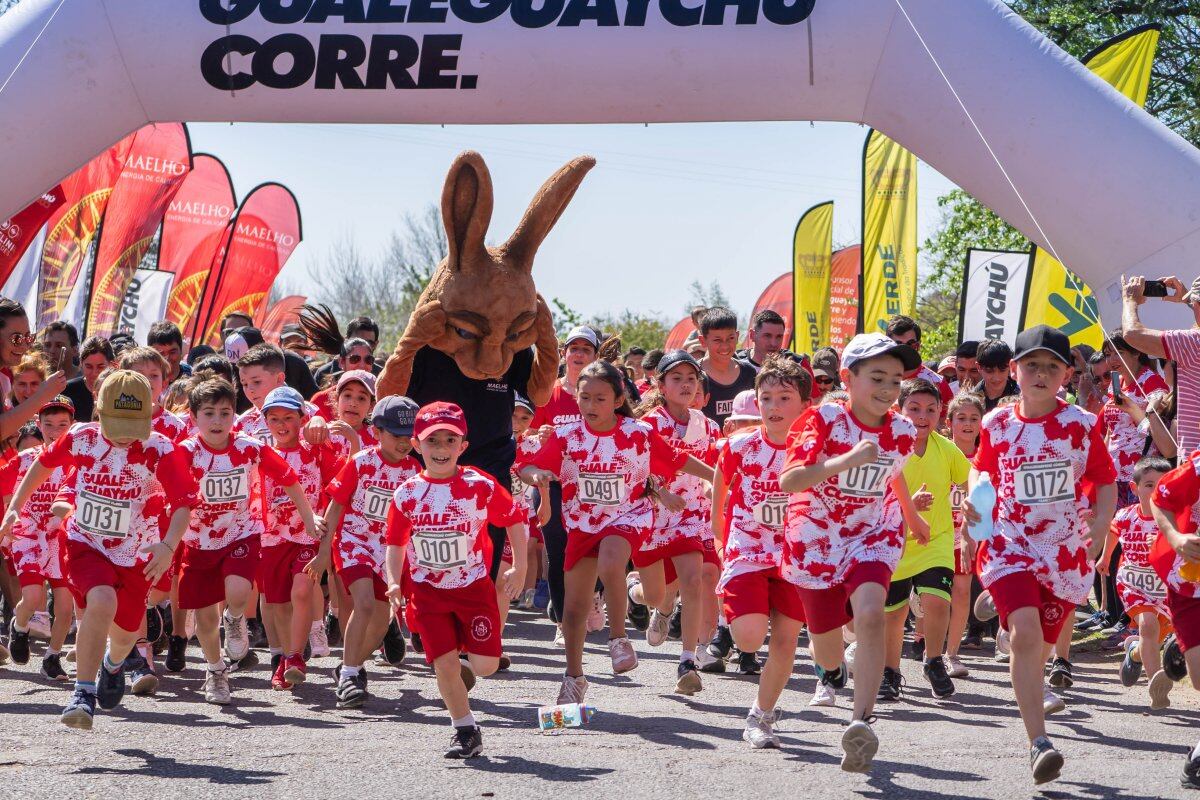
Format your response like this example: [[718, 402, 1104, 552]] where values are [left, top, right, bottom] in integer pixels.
[[1021, 25, 1160, 347], [861, 130, 918, 334], [791, 201, 833, 353]]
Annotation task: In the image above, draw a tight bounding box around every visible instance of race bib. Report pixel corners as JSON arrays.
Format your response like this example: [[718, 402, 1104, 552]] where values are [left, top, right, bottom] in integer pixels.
[[76, 490, 132, 540], [950, 483, 966, 513], [411, 528, 469, 571], [363, 485, 395, 524], [1013, 460, 1073, 505], [752, 494, 788, 529], [1119, 564, 1166, 599], [578, 471, 626, 506], [840, 457, 894, 499], [201, 468, 249, 505]]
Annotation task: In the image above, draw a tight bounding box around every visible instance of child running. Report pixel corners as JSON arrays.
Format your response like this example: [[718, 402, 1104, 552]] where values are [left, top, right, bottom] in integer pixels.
[[710, 356, 809, 747], [778, 333, 928, 773], [518, 360, 713, 705], [943, 392, 983, 678], [629, 350, 721, 695], [963, 325, 1116, 786], [0, 395, 75, 679], [384, 402, 528, 759], [0, 371, 197, 729], [1100, 456, 1173, 708], [325, 395, 421, 707], [882, 378, 971, 701]]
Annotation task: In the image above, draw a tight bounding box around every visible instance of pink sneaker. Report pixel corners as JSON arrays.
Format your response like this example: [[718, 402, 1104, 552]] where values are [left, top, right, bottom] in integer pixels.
[[586, 592, 606, 633], [609, 637, 638, 674]]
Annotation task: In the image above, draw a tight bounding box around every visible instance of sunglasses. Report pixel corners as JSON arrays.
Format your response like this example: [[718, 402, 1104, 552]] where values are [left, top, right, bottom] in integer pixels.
[[815, 376, 835, 385], [7, 333, 34, 346], [346, 353, 375, 366]]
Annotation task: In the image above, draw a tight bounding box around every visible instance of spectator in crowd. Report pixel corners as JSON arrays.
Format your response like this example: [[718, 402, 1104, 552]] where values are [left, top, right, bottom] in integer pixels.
[[623, 347, 646, 384], [811, 347, 841, 399], [146, 321, 191, 384], [39, 321, 79, 381], [0, 299, 65, 439], [223, 326, 318, 410], [108, 331, 136, 357], [279, 323, 309, 358], [62, 335, 113, 422], [972, 339, 1019, 412], [638, 349, 663, 396], [937, 356, 956, 384], [10, 353, 47, 407], [312, 316, 382, 385], [885, 315, 953, 406], [954, 340, 980, 393], [738, 309, 789, 368], [219, 312, 254, 344]]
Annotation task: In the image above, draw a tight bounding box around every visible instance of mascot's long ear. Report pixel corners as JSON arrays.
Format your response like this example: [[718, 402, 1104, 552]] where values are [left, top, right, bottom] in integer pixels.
[[442, 151, 494, 271], [504, 156, 596, 268]]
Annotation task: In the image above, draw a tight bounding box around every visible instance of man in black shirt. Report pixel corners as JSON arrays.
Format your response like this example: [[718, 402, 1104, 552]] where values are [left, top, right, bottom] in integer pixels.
[[698, 307, 758, 427], [62, 335, 114, 422], [970, 338, 1019, 412]]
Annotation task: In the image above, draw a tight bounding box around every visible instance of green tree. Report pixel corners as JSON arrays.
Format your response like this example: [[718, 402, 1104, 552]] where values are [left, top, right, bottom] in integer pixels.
[[590, 309, 672, 353], [919, 2, 1200, 353]]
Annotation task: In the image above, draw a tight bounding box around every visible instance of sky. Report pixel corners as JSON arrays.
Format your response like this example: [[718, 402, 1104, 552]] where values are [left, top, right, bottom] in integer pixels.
[[187, 120, 957, 325]]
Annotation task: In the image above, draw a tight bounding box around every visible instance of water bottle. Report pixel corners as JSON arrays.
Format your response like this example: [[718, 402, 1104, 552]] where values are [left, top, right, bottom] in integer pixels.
[[967, 473, 996, 542], [537, 702, 596, 731]]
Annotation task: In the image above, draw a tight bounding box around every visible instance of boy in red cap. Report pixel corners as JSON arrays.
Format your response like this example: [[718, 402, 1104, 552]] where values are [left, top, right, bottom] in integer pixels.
[[385, 401, 528, 759]]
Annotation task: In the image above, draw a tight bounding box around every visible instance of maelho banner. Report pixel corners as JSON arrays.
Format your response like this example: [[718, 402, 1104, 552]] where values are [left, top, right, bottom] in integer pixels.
[[86, 123, 193, 337], [860, 130, 917, 334], [160, 154, 237, 333], [0, 186, 64, 290], [958, 249, 1031, 345], [1021, 25, 1160, 348], [196, 183, 303, 345], [791, 200, 832, 354]]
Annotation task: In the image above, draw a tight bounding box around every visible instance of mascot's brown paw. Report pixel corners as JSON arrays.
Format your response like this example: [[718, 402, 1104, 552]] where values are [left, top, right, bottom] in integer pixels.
[[379, 150, 593, 398]]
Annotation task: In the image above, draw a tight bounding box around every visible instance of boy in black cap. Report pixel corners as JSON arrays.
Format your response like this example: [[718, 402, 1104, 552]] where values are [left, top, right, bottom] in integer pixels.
[[963, 324, 1116, 786]]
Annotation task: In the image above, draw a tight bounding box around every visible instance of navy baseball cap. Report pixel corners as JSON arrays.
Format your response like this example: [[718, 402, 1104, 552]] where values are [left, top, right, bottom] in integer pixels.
[[655, 349, 703, 378], [371, 395, 419, 437]]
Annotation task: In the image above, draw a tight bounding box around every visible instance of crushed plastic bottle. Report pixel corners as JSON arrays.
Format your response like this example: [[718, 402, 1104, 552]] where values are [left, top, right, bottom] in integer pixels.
[[537, 703, 596, 731]]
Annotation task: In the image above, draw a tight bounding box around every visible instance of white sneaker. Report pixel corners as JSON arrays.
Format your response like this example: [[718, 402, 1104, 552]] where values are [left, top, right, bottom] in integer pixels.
[[743, 708, 782, 749], [944, 655, 969, 678], [1043, 686, 1066, 715], [204, 667, 232, 705], [308, 621, 331, 658], [646, 609, 670, 647], [840, 719, 879, 773], [586, 592, 606, 633], [844, 641, 857, 675], [222, 610, 249, 662], [994, 629, 1011, 663], [553, 626, 565, 648], [1149, 669, 1173, 710], [809, 681, 837, 707], [695, 646, 722, 671], [28, 611, 51, 639]]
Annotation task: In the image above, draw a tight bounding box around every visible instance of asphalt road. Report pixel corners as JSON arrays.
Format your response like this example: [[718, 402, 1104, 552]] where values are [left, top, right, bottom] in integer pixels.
[[1, 608, 1197, 800]]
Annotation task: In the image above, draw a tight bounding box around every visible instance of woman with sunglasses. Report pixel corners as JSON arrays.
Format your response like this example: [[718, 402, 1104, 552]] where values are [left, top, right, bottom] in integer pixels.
[[0, 299, 66, 441]]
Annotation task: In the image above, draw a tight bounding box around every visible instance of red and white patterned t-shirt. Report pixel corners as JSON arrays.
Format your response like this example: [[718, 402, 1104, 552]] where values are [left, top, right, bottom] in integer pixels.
[[517, 417, 687, 536], [0, 447, 68, 579], [327, 447, 421, 576], [178, 434, 296, 550], [716, 427, 788, 590], [642, 406, 720, 549], [1110, 503, 1169, 614], [234, 402, 320, 443], [385, 467, 523, 589], [1150, 451, 1200, 599], [262, 441, 342, 547], [153, 408, 188, 443], [780, 404, 916, 589], [529, 383, 581, 429], [973, 401, 1116, 604], [39, 423, 197, 567]]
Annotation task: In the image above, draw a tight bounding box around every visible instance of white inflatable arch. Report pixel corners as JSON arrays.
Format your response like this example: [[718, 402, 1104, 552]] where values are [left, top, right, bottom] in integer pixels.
[[2, 0, 1199, 326]]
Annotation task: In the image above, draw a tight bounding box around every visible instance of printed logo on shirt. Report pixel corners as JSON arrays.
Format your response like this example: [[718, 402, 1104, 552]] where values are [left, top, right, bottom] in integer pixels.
[[486, 381, 508, 393], [1041, 602, 1063, 624], [231, 543, 250, 559], [299, 548, 315, 563], [113, 393, 144, 412], [471, 615, 493, 642], [716, 399, 734, 417]]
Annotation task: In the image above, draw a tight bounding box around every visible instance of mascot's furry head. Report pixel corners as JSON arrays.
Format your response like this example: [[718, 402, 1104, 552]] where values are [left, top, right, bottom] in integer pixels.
[[377, 150, 594, 406]]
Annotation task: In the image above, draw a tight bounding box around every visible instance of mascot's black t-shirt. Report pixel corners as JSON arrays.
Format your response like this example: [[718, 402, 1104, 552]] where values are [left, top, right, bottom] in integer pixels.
[[407, 346, 533, 483]]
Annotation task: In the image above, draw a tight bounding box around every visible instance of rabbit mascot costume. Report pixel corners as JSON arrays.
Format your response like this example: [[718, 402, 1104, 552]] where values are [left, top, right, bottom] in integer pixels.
[[376, 150, 592, 530]]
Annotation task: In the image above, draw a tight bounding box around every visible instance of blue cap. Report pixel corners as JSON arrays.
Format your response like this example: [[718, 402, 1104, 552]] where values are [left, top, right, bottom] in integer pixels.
[[261, 386, 305, 414], [371, 395, 419, 437]]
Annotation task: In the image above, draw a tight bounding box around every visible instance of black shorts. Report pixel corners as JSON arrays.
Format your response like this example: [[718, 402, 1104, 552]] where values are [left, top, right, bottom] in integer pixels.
[[885, 566, 954, 611]]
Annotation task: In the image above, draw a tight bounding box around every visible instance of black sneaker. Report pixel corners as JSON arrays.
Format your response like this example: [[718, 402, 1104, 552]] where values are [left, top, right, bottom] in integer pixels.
[[1120, 641, 1143, 687], [817, 661, 848, 689], [1048, 657, 1074, 689], [923, 656, 955, 698], [877, 666, 902, 702], [667, 602, 682, 641], [60, 687, 96, 730], [445, 725, 483, 759], [909, 636, 926, 662], [1164, 634, 1189, 682], [411, 630, 424, 654], [41, 653, 68, 681], [145, 606, 164, 644], [96, 662, 125, 711], [959, 633, 983, 651], [126, 651, 159, 696], [160, 603, 174, 638], [382, 618, 406, 666], [1182, 747, 1200, 789], [675, 659, 702, 695], [707, 625, 733, 660], [324, 610, 342, 647], [336, 672, 369, 708], [626, 595, 650, 632], [736, 650, 761, 675], [1030, 736, 1063, 785], [8, 620, 29, 665], [247, 617, 268, 649], [165, 635, 188, 672]]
